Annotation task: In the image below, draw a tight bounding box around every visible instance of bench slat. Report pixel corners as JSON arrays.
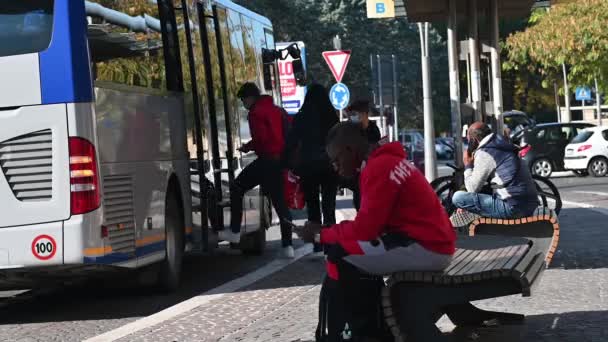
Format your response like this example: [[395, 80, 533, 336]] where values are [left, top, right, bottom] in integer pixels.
[[457, 248, 493, 276], [481, 245, 518, 280], [503, 244, 531, 271], [447, 249, 482, 276], [440, 249, 475, 284], [469, 247, 507, 281]]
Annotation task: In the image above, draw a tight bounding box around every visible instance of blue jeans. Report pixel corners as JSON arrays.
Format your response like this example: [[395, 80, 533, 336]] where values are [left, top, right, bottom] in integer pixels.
[[452, 191, 516, 219]]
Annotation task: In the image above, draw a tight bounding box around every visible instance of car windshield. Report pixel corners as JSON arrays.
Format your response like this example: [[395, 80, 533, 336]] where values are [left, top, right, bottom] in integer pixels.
[[0, 1, 54, 58], [571, 131, 594, 144]]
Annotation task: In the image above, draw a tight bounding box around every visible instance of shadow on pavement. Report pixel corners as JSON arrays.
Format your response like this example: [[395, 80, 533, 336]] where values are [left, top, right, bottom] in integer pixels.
[[549, 208, 608, 269], [450, 310, 608, 341], [0, 235, 308, 325]]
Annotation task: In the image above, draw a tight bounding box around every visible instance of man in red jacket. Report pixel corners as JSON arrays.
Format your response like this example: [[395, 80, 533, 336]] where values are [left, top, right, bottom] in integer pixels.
[[300, 122, 456, 274], [299, 122, 455, 341], [219, 83, 294, 258]]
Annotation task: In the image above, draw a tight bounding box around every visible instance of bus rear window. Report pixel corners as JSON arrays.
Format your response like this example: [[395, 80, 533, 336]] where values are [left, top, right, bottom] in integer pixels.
[[0, 1, 54, 57]]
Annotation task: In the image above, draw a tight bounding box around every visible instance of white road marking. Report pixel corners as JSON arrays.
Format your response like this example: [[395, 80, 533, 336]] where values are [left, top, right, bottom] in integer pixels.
[[85, 206, 356, 342], [562, 199, 608, 216], [572, 191, 608, 197]]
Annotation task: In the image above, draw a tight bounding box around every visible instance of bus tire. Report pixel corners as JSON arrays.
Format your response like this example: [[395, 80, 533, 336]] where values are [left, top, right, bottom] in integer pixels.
[[241, 195, 270, 256], [158, 185, 185, 292]]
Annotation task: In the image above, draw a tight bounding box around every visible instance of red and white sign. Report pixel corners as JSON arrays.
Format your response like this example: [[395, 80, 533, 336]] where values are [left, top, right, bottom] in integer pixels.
[[31, 234, 57, 261], [322, 50, 351, 83], [277, 41, 307, 114]]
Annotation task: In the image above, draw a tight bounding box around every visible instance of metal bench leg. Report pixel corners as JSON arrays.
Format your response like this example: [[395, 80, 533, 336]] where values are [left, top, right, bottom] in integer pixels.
[[444, 302, 524, 327]]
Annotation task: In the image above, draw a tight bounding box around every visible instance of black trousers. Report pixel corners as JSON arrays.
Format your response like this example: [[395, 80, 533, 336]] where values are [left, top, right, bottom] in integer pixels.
[[316, 244, 391, 342], [340, 178, 361, 211], [299, 162, 338, 226], [230, 157, 293, 247]]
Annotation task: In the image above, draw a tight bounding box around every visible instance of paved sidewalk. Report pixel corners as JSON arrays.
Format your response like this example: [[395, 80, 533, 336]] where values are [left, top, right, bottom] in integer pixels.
[[107, 204, 608, 342]]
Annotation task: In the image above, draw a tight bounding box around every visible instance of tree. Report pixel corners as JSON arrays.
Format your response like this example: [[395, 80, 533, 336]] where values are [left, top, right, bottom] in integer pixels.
[[234, 0, 452, 133], [505, 0, 608, 96]]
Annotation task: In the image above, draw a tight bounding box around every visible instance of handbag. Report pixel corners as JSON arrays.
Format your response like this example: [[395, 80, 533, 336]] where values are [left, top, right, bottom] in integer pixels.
[[283, 170, 306, 210]]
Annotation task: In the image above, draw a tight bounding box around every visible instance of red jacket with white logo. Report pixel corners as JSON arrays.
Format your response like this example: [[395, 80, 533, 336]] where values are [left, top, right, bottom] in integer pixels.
[[321, 142, 456, 255], [246, 95, 285, 158]]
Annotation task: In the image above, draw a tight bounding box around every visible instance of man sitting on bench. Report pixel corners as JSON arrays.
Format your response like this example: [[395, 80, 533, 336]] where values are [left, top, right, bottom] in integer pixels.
[[297, 122, 456, 341], [453, 122, 539, 219]]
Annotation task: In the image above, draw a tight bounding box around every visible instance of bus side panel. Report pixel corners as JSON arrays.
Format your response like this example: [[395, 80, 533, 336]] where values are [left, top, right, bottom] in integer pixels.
[[94, 87, 190, 267], [0, 223, 63, 268], [0, 104, 71, 228]]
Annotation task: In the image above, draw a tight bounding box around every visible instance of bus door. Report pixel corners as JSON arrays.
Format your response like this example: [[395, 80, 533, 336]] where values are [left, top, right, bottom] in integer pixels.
[[171, 0, 214, 250], [196, 2, 238, 235]]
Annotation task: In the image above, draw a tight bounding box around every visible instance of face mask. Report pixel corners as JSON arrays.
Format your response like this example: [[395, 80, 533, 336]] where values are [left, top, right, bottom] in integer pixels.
[[349, 115, 361, 123]]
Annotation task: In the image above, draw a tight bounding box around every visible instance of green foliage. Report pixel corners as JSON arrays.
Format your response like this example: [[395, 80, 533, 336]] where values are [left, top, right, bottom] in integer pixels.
[[234, 0, 452, 133], [506, 0, 608, 95]]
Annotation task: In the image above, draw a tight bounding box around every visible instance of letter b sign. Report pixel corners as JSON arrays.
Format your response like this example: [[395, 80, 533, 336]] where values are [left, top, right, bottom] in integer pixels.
[[376, 3, 386, 14]]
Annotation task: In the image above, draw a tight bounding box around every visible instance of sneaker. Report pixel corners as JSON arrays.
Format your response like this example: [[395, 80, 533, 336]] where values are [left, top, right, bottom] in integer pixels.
[[218, 230, 241, 243], [281, 245, 295, 259]]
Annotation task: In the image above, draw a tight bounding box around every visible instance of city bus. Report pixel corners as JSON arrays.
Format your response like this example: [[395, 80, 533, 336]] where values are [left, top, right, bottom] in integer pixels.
[[0, 0, 284, 291]]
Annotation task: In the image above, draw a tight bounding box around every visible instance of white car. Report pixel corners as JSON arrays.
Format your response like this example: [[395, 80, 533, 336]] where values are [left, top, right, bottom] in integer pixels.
[[564, 126, 608, 177]]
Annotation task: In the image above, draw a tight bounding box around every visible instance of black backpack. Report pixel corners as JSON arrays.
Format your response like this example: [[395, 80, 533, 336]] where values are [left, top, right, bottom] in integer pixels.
[[316, 247, 393, 342]]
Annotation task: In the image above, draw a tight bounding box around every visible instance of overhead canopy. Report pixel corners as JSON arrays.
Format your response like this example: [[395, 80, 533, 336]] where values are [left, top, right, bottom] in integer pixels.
[[395, 0, 537, 22]]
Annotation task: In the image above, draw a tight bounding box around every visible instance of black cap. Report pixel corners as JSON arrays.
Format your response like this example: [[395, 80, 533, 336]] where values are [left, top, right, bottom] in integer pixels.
[[237, 82, 261, 98]]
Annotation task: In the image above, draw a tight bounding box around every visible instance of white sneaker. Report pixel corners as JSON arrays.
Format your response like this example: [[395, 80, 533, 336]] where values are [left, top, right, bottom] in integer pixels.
[[218, 230, 241, 243], [281, 245, 295, 259]]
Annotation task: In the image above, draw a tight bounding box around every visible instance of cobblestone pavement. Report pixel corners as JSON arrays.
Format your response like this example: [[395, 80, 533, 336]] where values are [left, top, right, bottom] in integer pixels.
[[112, 200, 608, 342]]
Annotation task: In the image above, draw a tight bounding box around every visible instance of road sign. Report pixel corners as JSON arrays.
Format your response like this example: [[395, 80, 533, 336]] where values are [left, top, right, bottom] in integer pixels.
[[366, 0, 396, 18], [322, 50, 351, 83], [576, 87, 592, 101], [277, 41, 307, 114], [330, 83, 350, 110]]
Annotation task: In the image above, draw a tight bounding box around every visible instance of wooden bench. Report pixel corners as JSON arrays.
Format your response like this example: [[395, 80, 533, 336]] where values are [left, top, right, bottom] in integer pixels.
[[468, 207, 559, 266], [382, 208, 559, 342]]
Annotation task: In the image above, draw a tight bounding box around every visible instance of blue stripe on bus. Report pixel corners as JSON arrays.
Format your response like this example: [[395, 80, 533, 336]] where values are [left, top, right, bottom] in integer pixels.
[[135, 241, 166, 257], [84, 234, 193, 265], [39, 0, 93, 105]]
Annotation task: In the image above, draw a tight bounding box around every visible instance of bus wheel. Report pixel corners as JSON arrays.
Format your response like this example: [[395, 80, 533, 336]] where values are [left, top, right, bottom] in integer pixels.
[[158, 187, 185, 292], [241, 195, 270, 256]]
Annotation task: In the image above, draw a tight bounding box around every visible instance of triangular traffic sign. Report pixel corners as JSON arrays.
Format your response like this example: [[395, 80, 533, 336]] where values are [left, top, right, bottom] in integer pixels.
[[322, 50, 351, 83]]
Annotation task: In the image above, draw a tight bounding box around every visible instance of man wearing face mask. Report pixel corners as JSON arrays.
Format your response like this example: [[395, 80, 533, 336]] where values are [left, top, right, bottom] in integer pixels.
[[219, 83, 295, 259], [343, 100, 382, 211], [452, 122, 539, 219], [346, 100, 381, 145]]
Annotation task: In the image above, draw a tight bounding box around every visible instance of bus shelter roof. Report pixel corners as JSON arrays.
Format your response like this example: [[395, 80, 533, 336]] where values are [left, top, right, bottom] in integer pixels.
[[395, 0, 537, 22]]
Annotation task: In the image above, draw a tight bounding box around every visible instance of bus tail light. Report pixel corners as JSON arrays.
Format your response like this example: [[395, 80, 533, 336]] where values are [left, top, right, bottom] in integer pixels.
[[69, 137, 100, 215]]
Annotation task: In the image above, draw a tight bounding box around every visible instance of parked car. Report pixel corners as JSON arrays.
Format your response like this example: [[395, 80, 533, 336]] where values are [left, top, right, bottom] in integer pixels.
[[504, 110, 536, 138], [564, 126, 608, 177], [399, 130, 424, 172], [435, 137, 454, 160], [518, 122, 595, 177]]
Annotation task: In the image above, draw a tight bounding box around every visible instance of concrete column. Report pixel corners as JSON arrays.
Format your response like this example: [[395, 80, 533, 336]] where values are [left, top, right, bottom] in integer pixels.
[[448, 0, 464, 168], [490, 0, 504, 134], [595, 76, 602, 126], [419, 22, 437, 181], [561, 64, 571, 123], [468, 0, 483, 122]]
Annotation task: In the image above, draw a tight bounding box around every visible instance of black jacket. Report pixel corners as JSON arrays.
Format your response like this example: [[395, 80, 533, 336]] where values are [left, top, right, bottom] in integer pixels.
[[366, 121, 381, 144]]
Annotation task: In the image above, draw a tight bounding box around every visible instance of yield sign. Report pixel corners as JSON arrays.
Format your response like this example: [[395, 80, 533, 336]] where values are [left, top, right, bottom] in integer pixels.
[[322, 50, 351, 83]]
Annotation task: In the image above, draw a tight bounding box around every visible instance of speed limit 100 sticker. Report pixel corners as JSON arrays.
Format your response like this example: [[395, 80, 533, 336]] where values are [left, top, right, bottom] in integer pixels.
[[31, 235, 57, 261]]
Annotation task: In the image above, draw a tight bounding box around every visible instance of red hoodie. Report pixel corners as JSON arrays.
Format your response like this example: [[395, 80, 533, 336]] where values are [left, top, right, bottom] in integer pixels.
[[247, 95, 285, 158], [321, 142, 456, 255]]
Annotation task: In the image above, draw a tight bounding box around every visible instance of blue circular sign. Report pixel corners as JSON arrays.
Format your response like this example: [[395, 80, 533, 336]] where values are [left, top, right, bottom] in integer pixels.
[[330, 83, 350, 110]]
